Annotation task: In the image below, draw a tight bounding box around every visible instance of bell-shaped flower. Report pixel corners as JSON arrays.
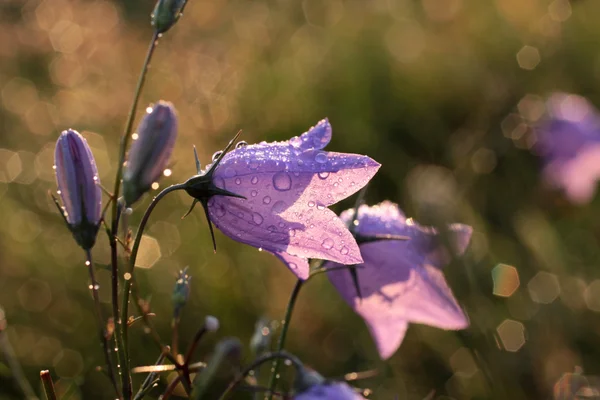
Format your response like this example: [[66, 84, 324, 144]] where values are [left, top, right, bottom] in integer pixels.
[[293, 365, 365, 400], [54, 129, 103, 250], [123, 101, 178, 206], [183, 119, 380, 279], [534, 92, 600, 204], [326, 201, 472, 359]]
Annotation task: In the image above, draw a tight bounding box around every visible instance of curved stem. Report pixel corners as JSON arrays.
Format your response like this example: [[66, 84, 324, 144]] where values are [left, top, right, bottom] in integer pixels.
[[86, 250, 122, 399], [0, 316, 37, 400], [218, 351, 302, 400], [110, 30, 160, 400], [266, 279, 304, 400]]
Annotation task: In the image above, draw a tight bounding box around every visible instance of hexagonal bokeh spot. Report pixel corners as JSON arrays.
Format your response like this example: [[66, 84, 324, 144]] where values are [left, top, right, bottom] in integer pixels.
[[496, 319, 526, 352], [135, 235, 162, 269], [584, 280, 600, 312], [517, 45, 540, 70], [528, 271, 560, 304], [18, 279, 52, 312], [492, 264, 520, 297], [449, 347, 478, 378]]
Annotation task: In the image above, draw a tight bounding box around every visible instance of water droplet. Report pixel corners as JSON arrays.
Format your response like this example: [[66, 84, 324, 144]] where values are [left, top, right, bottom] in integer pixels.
[[85, 261, 90, 266], [278, 222, 285, 228], [223, 167, 236, 178], [237, 212, 244, 218], [340, 246, 349, 255], [289, 229, 296, 237], [212, 151, 223, 162], [318, 171, 329, 179], [271, 200, 287, 214], [289, 262, 297, 269], [252, 212, 264, 225], [308, 201, 315, 207], [251, 190, 258, 197], [338, 177, 343, 183], [317, 204, 325, 210], [321, 238, 334, 250], [56, 190, 61, 195], [251, 176, 258, 184], [93, 176, 98, 181], [124, 273, 131, 281], [235, 178, 241, 185], [263, 196, 271, 204], [248, 161, 259, 170], [315, 153, 327, 163], [52, 165, 56, 170], [94, 284, 100, 290], [272, 171, 292, 191], [235, 140, 248, 149], [88, 284, 93, 290], [297, 159, 304, 166], [290, 136, 302, 148], [215, 205, 226, 217]]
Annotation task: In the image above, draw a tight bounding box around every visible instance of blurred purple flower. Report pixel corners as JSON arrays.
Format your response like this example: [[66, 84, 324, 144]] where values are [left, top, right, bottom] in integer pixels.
[[326, 201, 472, 359], [123, 101, 178, 206], [294, 382, 366, 400], [54, 129, 102, 249], [534, 93, 600, 204], [184, 119, 380, 279]]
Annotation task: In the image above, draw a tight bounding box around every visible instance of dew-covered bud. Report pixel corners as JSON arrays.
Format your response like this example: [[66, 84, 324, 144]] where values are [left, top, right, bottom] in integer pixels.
[[172, 267, 191, 318], [204, 315, 219, 332], [54, 129, 102, 249], [123, 101, 178, 206], [151, 0, 188, 34], [249, 318, 272, 355]]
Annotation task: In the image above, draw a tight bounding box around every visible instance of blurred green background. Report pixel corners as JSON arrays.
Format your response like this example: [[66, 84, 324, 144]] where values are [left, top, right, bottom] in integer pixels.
[[1, 0, 600, 398]]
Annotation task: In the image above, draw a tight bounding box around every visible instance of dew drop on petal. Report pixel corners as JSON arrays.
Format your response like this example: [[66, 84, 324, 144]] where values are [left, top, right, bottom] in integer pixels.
[[248, 161, 259, 170], [273, 171, 292, 191], [317, 204, 325, 210], [289, 229, 296, 237], [278, 222, 286, 228], [297, 159, 304, 166], [251, 176, 258, 184], [215, 205, 226, 217], [235, 178, 241, 185], [289, 262, 297, 269], [308, 201, 315, 207], [321, 238, 334, 250], [271, 200, 287, 214], [290, 136, 302, 148], [340, 246, 349, 255], [315, 153, 327, 163], [251, 190, 258, 197], [212, 151, 223, 162], [235, 140, 248, 149], [318, 171, 329, 179], [223, 167, 236, 178], [263, 196, 271, 205], [237, 212, 244, 218], [252, 212, 264, 225]]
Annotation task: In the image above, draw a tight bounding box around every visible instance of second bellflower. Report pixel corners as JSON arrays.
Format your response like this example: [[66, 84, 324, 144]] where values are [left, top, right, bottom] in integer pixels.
[[326, 201, 472, 359], [183, 119, 380, 279]]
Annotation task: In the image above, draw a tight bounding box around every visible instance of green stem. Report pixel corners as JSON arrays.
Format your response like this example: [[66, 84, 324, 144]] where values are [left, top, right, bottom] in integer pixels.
[[121, 184, 185, 352], [86, 250, 122, 399], [110, 30, 161, 400], [39, 371, 56, 400], [217, 351, 302, 400], [0, 319, 38, 399], [265, 279, 304, 400]]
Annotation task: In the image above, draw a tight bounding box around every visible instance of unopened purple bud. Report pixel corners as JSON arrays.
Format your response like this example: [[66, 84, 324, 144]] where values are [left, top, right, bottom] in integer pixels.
[[123, 101, 178, 206], [54, 129, 102, 249], [172, 267, 191, 318]]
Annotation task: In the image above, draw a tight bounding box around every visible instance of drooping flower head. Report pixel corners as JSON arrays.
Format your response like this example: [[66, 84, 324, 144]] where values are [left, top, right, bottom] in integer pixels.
[[534, 92, 600, 204], [123, 101, 178, 206], [293, 364, 365, 400], [183, 119, 381, 279], [326, 201, 472, 359], [54, 129, 103, 250]]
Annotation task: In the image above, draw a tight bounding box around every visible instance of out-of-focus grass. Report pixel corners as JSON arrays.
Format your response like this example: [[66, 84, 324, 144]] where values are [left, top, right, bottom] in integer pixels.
[[1, 0, 600, 398]]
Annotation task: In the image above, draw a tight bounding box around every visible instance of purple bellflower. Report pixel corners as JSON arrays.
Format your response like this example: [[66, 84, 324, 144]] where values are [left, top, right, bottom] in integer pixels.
[[294, 382, 366, 400], [123, 101, 178, 206], [326, 201, 472, 359], [534, 93, 600, 204], [53, 129, 103, 250], [182, 119, 380, 279]]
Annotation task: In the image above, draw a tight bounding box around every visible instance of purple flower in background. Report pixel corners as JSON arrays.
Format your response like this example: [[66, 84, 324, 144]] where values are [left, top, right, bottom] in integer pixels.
[[294, 382, 366, 400], [534, 93, 600, 204], [183, 119, 380, 279], [326, 201, 472, 359], [54, 129, 102, 249], [123, 101, 178, 206]]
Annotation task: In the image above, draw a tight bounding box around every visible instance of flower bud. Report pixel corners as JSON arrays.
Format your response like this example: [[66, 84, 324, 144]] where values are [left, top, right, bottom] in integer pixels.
[[172, 267, 191, 319], [54, 129, 102, 249], [123, 101, 178, 206], [151, 0, 188, 34]]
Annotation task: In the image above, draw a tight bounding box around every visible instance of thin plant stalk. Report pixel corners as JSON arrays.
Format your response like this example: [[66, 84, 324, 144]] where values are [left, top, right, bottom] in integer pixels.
[[110, 30, 161, 399], [265, 280, 304, 400], [133, 352, 167, 400], [218, 351, 302, 400], [86, 250, 122, 399], [39, 370, 56, 400], [0, 326, 37, 399]]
